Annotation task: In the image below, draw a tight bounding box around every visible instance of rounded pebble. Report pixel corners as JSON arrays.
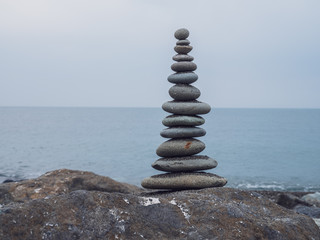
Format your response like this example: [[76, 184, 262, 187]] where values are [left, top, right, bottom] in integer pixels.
[[141, 172, 228, 189], [169, 84, 200, 101], [174, 45, 193, 54], [162, 101, 211, 115], [176, 39, 190, 45], [172, 54, 194, 62], [152, 155, 217, 172], [168, 72, 198, 84], [160, 126, 206, 138], [174, 28, 189, 40], [162, 115, 205, 127], [156, 138, 205, 157], [171, 62, 197, 72]]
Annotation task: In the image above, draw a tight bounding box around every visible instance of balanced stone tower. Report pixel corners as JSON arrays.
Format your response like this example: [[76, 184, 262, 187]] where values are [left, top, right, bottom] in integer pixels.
[[141, 28, 227, 190]]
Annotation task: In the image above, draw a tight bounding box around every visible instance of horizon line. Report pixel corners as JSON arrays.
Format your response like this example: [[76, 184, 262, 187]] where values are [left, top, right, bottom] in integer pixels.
[[1, 106, 319, 110]]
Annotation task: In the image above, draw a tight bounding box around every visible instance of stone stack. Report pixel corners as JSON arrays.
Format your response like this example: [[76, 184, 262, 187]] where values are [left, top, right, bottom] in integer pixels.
[[141, 28, 227, 190]]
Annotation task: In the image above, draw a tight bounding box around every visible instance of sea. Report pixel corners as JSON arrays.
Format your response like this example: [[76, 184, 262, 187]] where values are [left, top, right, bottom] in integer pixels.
[[0, 107, 319, 192]]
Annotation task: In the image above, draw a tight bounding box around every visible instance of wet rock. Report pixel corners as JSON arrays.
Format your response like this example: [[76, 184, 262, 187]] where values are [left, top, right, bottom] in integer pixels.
[[277, 193, 311, 209], [293, 204, 320, 218], [302, 192, 320, 207]]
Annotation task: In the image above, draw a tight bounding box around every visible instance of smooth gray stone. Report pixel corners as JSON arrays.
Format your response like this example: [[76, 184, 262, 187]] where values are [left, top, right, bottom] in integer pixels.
[[141, 172, 227, 189], [152, 155, 217, 172], [171, 62, 197, 72], [174, 28, 189, 40], [160, 126, 206, 138], [169, 84, 200, 101], [176, 39, 190, 45], [156, 138, 205, 157], [172, 54, 194, 62], [162, 115, 205, 127], [162, 101, 211, 115], [174, 45, 193, 54], [168, 72, 198, 84]]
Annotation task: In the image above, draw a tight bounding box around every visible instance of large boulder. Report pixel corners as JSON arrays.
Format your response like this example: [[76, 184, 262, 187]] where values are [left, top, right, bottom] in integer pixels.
[[0, 169, 143, 204], [1, 183, 319, 239]]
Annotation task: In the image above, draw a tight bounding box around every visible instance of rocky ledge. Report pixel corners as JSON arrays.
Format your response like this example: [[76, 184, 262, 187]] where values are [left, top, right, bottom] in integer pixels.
[[0, 169, 319, 240]]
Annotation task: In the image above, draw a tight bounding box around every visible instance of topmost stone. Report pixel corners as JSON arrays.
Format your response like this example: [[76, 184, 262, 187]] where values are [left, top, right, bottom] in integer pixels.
[[174, 28, 189, 40]]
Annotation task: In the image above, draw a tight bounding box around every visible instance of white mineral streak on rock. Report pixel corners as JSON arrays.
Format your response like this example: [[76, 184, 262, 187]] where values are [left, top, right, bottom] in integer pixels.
[[169, 198, 190, 221], [140, 197, 161, 206], [313, 218, 320, 228], [109, 208, 120, 220], [274, 217, 292, 223], [109, 208, 126, 233], [134, 232, 146, 239]]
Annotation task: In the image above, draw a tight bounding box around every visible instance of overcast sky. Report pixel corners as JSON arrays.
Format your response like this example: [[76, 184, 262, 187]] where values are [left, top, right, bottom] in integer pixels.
[[0, 0, 319, 108]]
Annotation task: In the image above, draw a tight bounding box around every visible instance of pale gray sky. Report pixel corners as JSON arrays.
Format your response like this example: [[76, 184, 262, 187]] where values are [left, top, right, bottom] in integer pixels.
[[1, 0, 319, 108]]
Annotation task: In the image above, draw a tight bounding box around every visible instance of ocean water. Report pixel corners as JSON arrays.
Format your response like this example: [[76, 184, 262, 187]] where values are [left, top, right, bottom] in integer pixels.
[[0, 107, 319, 192]]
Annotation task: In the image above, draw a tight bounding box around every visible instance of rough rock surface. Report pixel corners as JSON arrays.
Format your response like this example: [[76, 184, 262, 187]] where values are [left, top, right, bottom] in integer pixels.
[[0, 169, 142, 205], [1, 176, 319, 240]]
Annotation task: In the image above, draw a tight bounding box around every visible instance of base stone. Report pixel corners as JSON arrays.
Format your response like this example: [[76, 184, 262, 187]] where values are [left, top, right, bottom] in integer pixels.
[[141, 172, 227, 190]]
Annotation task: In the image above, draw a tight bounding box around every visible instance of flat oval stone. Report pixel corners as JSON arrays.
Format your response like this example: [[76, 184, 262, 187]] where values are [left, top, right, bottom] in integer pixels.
[[152, 155, 218, 172], [174, 28, 189, 40], [141, 172, 227, 189], [174, 45, 193, 54], [156, 138, 205, 157], [160, 127, 206, 138], [169, 84, 200, 101], [172, 54, 194, 62], [176, 39, 190, 45], [168, 72, 198, 84], [162, 101, 211, 115], [171, 62, 197, 72], [162, 115, 205, 127]]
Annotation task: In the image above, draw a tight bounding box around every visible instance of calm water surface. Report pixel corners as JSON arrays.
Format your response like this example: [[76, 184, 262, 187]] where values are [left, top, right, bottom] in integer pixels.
[[0, 107, 319, 191]]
